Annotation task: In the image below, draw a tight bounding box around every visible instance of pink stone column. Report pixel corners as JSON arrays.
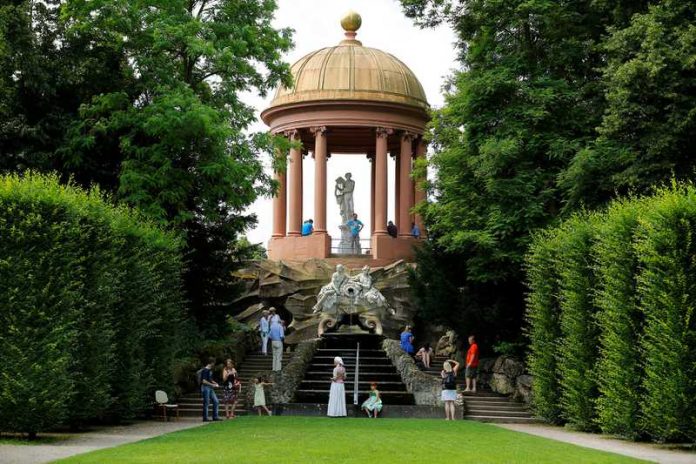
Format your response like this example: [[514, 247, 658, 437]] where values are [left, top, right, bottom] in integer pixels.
[[370, 154, 375, 235], [414, 138, 427, 237], [398, 132, 415, 237], [394, 155, 401, 227], [312, 126, 328, 234], [272, 163, 287, 238], [373, 128, 391, 236], [286, 129, 303, 237]]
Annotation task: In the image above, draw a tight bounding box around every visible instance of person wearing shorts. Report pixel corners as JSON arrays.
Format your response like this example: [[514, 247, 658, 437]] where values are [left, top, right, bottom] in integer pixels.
[[441, 359, 460, 420], [464, 335, 479, 393]]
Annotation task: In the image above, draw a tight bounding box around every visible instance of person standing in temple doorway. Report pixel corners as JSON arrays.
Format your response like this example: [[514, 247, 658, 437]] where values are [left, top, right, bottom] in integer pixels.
[[464, 335, 479, 393], [346, 213, 364, 253]]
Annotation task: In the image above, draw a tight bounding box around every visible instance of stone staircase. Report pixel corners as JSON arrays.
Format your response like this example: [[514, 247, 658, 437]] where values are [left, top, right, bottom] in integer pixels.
[[176, 351, 293, 418], [420, 355, 535, 423], [460, 390, 535, 423], [294, 334, 415, 406]]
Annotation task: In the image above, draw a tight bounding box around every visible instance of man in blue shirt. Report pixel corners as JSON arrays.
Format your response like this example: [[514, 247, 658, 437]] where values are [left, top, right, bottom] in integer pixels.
[[269, 320, 285, 371], [346, 213, 364, 253], [199, 357, 220, 421], [302, 219, 314, 236]]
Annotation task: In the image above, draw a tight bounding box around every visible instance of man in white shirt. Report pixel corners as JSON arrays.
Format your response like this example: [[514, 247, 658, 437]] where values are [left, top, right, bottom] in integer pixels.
[[259, 310, 270, 355]]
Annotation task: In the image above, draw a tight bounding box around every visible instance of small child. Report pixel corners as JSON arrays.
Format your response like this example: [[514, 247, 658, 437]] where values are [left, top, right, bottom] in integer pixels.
[[253, 377, 273, 416], [361, 382, 383, 418]]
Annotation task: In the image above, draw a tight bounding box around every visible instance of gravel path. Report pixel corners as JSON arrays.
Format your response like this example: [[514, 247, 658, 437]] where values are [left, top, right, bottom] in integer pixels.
[[0, 420, 205, 464], [497, 423, 696, 464]]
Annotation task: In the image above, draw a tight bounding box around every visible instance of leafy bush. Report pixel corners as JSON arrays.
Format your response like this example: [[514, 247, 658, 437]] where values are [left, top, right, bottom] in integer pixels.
[[526, 184, 696, 442], [0, 173, 187, 436], [635, 187, 696, 442], [525, 228, 563, 423], [555, 215, 600, 431], [594, 200, 644, 438]]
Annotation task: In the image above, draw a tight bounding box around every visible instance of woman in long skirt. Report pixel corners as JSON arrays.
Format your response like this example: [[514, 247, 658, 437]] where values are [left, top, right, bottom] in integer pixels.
[[327, 356, 347, 417]]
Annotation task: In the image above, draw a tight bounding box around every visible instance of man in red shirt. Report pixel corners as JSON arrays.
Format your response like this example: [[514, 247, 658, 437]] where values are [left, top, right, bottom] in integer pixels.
[[464, 335, 479, 393]]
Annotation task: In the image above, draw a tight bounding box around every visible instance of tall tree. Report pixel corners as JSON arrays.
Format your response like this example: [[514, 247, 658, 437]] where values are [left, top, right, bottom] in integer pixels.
[[1, 0, 293, 335], [402, 0, 628, 340], [561, 0, 696, 208]]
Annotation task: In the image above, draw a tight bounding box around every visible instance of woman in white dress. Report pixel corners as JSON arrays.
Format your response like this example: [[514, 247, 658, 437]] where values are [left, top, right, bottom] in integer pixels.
[[327, 356, 347, 417]]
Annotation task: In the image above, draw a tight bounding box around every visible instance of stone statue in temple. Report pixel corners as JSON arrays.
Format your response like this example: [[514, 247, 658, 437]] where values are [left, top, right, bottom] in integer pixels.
[[335, 173, 360, 254]]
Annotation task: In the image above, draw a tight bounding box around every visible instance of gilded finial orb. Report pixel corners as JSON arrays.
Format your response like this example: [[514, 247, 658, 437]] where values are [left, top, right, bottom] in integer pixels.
[[341, 10, 362, 32]]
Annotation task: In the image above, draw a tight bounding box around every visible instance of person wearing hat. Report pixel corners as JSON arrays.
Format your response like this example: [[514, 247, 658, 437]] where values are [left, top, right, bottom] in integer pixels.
[[327, 356, 347, 417]]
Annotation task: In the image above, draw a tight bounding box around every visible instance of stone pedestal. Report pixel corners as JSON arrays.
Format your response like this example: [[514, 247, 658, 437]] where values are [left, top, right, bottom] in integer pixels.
[[371, 235, 421, 261], [268, 234, 332, 261]]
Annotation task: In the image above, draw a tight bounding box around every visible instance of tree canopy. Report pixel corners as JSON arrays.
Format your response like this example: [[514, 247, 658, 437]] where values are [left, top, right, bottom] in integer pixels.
[[0, 0, 293, 335], [400, 0, 695, 343]]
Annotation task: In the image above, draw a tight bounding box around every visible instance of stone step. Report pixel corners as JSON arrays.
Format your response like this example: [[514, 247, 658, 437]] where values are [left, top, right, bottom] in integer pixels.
[[295, 390, 415, 405], [463, 401, 524, 409], [464, 415, 537, 424], [304, 371, 401, 379], [465, 408, 531, 418], [299, 380, 407, 391], [315, 348, 384, 354]]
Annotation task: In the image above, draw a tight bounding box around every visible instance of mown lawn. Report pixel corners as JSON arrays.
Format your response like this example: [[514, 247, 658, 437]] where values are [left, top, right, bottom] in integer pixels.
[[54, 417, 646, 464]]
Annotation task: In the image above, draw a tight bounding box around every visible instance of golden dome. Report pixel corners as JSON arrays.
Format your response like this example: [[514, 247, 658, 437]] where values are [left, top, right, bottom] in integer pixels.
[[266, 14, 428, 111]]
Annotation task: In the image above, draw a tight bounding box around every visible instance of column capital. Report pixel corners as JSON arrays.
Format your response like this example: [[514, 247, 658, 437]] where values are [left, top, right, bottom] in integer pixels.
[[376, 127, 393, 138], [283, 129, 299, 140], [309, 126, 328, 136], [400, 130, 416, 142]]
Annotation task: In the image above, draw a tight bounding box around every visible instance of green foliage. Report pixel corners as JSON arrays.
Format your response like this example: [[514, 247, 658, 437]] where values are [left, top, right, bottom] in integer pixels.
[[400, 0, 644, 343], [555, 215, 600, 431], [634, 186, 696, 442], [525, 228, 562, 423], [526, 184, 696, 441], [562, 1, 696, 208], [0, 173, 186, 435], [408, 241, 523, 348], [0, 0, 293, 336], [594, 200, 643, 438]]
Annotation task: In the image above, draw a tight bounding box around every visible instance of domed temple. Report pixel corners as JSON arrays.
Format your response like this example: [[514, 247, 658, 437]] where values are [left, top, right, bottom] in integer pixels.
[[262, 11, 428, 263]]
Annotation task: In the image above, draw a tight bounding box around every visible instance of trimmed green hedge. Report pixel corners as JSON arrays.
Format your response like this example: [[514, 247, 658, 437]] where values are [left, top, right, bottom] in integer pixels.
[[525, 228, 562, 424], [0, 173, 187, 436], [526, 185, 696, 442]]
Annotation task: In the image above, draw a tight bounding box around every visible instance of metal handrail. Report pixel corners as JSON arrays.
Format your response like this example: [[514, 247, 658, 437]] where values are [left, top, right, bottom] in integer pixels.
[[353, 342, 360, 405]]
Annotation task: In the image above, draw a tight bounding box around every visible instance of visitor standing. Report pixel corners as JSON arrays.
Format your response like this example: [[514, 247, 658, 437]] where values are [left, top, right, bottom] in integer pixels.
[[302, 219, 314, 236], [199, 357, 220, 422], [387, 220, 398, 238], [416, 343, 434, 368], [269, 318, 284, 371], [400, 325, 415, 355], [327, 357, 347, 417], [441, 360, 460, 420], [259, 310, 270, 355], [346, 213, 364, 252], [411, 222, 421, 239], [269, 307, 281, 324], [464, 335, 479, 393], [361, 382, 383, 418], [222, 359, 240, 419], [253, 377, 273, 416]]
